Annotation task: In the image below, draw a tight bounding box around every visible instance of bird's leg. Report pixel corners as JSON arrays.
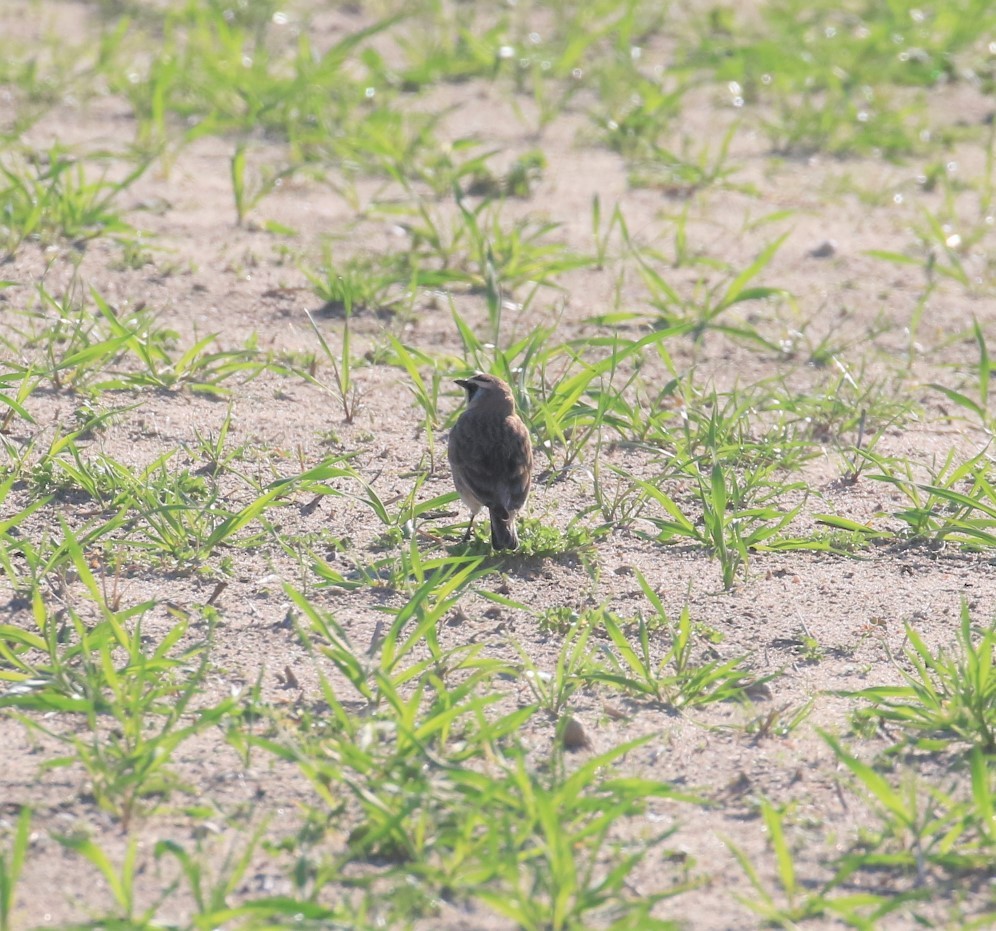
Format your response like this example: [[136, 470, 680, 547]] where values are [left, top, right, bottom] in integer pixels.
[[461, 512, 477, 543]]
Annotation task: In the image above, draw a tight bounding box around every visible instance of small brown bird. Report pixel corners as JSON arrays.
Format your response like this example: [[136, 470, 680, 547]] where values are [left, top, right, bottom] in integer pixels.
[[448, 373, 533, 550]]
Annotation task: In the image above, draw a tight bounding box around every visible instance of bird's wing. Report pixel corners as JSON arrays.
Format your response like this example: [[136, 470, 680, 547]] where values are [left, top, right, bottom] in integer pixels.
[[450, 412, 531, 512]]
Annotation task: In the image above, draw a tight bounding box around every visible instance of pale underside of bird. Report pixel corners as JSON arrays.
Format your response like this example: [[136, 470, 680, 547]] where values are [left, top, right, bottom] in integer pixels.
[[448, 373, 533, 550]]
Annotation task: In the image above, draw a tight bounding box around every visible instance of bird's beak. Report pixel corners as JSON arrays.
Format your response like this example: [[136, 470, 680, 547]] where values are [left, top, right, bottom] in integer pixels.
[[455, 379, 472, 389]]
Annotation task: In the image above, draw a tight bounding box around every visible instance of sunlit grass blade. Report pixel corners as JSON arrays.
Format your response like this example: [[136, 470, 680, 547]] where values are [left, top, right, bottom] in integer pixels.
[[0, 807, 30, 931]]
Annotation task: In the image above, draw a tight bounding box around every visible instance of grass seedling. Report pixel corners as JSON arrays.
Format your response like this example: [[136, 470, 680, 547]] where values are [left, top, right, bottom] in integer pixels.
[[627, 123, 743, 197], [929, 318, 995, 429], [634, 231, 790, 343], [726, 800, 827, 925], [185, 400, 248, 476], [528, 328, 683, 470], [861, 449, 996, 549], [633, 459, 804, 589], [154, 827, 266, 920], [229, 142, 295, 227], [743, 699, 813, 741], [381, 336, 447, 468], [304, 248, 404, 317], [0, 365, 38, 433], [53, 834, 163, 924], [305, 307, 360, 423], [514, 616, 598, 716], [584, 571, 762, 706], [0, 808, 30, 931], [0, 146, 147, 254], [21, 286, 268, 396], [725, 795, 924, 926], [292, 553, 489, 703], [844, 604, 995, 753], [589, 194, 631, 269], [823, 731, 995, 884], [2, 535, 237, 827], [587, 458, 649, 529], [477, 740, 693, 930]]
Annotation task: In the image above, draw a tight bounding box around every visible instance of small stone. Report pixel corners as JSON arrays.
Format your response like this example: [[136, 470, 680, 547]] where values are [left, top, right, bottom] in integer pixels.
[[745, 680, 773, 700], [561, 716, 593, 752], [601, 702, 628, 721]]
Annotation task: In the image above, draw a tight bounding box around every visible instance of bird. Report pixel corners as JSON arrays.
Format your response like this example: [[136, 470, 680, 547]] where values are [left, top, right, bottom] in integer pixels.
[[448, 373, 533, 550]]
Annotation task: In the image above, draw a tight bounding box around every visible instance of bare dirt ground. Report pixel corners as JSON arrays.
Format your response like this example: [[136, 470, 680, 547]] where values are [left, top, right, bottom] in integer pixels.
[[2, 2, 995, 928]]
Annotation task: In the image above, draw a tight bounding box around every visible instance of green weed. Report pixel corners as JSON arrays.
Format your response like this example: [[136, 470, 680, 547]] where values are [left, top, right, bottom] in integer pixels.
[[0, 808, 30, 931], [0, 147, 146, 254], [583, 571, 765, 706], [1, 555, 236, 827], [824, 733, 995, 886], [845, 604, 996, 753]]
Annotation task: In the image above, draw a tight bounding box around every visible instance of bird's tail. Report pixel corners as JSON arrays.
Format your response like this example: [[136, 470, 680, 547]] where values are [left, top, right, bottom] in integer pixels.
[[489, 507, 519, 551]]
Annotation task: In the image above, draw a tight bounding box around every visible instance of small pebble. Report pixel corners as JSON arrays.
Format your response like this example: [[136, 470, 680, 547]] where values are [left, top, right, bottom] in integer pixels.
[[561, 716, 593, 752]]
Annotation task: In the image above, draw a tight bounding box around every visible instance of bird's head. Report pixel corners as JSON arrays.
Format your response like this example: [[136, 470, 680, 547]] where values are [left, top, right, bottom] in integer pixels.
[[455, 373, 516, 412]]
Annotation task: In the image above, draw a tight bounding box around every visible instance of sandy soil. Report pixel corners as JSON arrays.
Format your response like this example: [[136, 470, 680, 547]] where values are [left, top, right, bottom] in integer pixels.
[[1, 2, 995, 928]]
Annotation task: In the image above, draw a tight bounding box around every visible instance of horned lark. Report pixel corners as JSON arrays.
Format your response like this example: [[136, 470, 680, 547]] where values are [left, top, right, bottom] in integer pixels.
[[448, 373, 532, 550]]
